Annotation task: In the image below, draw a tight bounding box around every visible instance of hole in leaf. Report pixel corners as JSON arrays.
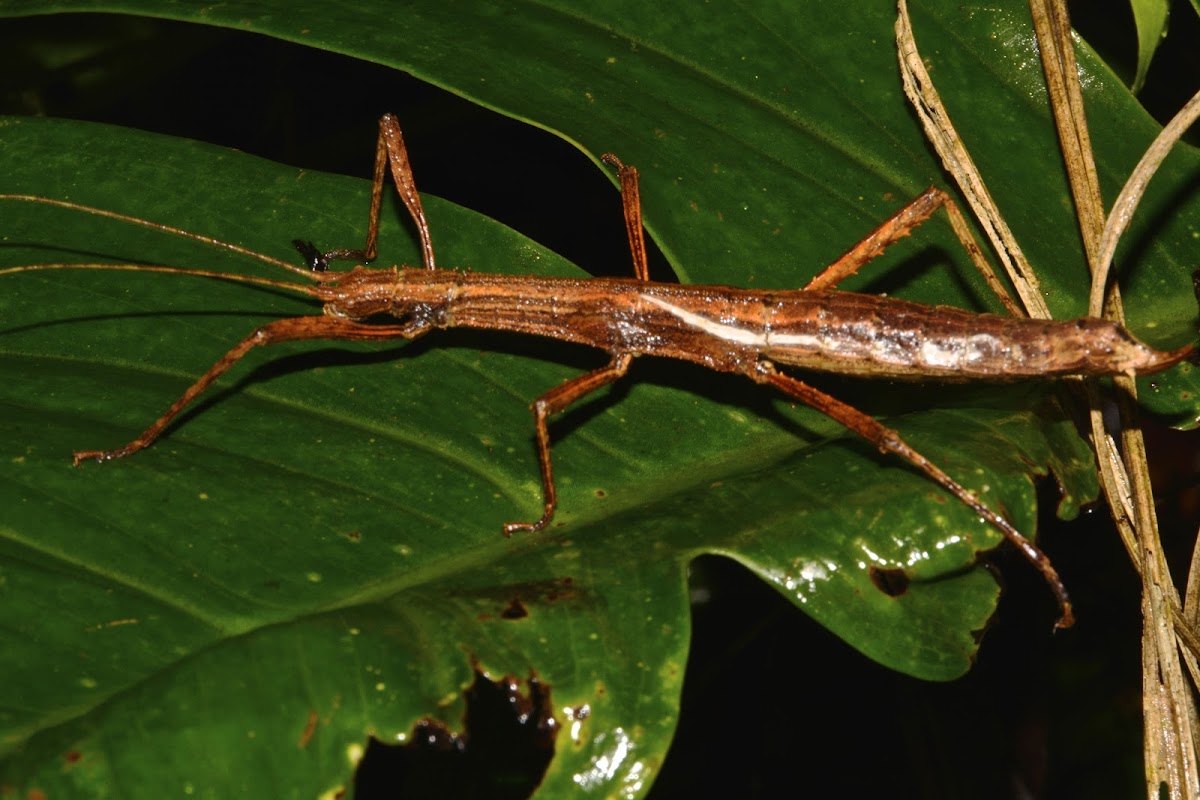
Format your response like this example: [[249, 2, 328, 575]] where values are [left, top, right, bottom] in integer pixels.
[[354, 669, 557, 798]]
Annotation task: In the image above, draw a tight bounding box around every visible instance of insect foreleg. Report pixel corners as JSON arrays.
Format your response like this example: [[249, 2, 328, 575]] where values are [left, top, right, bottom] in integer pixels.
[[806, 187, 1022, 317], [504, 353, 634, 536], [73, 316, 433, 465], [747, 358, 1073, 629], [302, 114, 437, 272]]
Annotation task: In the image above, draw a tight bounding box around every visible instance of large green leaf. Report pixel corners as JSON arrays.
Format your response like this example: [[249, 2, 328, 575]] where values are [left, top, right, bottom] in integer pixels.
[[1, 1, 1197, 797]]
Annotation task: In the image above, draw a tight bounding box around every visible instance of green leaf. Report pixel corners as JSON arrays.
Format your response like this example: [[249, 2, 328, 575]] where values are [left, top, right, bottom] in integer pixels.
[[0, 1, 1197, 797], [1130, 0, 1170, 94]]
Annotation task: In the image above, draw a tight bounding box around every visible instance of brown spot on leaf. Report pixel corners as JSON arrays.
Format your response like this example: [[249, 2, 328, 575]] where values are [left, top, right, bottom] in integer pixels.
[[456, 578, 580, 616], [501, 597, 528, 620], [869, 566, 910, 597], [298, 709, 319, 749]]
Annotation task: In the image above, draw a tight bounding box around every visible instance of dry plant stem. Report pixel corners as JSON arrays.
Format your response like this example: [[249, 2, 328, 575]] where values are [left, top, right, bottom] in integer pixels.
[[1095, 88, 1200, 314], [1124, 375, 1200, 800], [1028, 0, 1106, 270], [895, 0, 1050, 320], [899, 2, 1200, 789], [8, 110, 1196, 626], [1028, 0, 1200, 796], [1183, 517, 1200, 671], [1092, 373, 1200, 798], [1188, 516, 1200, 633], [1027, 0, 1142, 560]]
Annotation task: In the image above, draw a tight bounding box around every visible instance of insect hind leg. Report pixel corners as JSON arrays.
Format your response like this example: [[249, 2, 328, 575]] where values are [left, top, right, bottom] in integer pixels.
[[747, 358, 1073, 630]]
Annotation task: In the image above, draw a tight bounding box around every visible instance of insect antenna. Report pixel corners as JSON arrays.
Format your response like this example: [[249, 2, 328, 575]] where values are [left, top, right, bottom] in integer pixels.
[[0, 193, 330, 297]]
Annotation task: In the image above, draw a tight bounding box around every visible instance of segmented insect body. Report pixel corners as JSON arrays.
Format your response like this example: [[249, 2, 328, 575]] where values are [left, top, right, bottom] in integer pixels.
[[315, 265, 1185, 380]]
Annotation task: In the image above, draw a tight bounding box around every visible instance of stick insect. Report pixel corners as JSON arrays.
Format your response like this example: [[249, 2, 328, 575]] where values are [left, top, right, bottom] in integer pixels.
[[3, 114, 1193, 629]]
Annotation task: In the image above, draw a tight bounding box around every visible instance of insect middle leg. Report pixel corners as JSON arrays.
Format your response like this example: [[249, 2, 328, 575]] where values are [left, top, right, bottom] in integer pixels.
[[505, 153, 652, 533], [505, 353, 634, 535]]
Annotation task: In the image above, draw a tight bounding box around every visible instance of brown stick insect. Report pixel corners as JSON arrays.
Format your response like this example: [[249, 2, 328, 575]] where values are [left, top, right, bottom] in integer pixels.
[[2, 114, 1194, 629]]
